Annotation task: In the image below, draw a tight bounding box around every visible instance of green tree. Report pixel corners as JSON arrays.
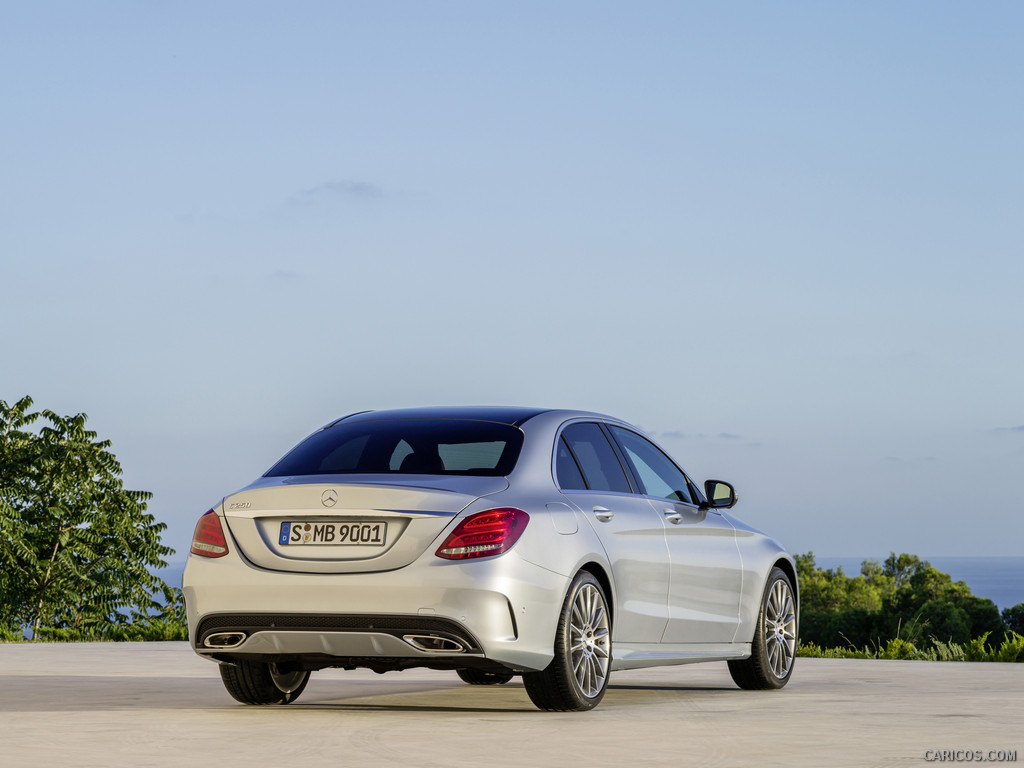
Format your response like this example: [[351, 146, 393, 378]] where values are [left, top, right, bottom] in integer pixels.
[[960, 596, 1004, 641], [1003, 603, 1024, 635], [1, 396, 175, 638], [883, 552, 925, 589], [915, 599, 971, 644], [796, 551, 1008, 651]]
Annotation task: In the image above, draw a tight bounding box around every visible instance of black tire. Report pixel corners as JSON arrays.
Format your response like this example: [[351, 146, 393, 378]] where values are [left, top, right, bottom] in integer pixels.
[[219, 661, 311, 705], [729, 567, 798, 690], [456, 668, 514, 685], [522, 571, 611, 712]]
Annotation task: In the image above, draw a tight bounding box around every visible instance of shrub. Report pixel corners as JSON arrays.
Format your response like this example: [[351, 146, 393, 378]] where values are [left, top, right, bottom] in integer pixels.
[[797, 641, 874, 659], [0, 623, 25, 642], [930, 638, 966, 662], [878, 637, 924, 660], [964, 633, 991, 662], [995, 632, 1024, 663], [795, 630, 1024, 663], [32, 617, 187, 643]]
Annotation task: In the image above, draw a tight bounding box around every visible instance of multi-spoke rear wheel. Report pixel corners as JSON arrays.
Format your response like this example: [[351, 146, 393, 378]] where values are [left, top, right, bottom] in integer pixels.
[[729, 567, 797, 690], [523, 571, 611, 711]]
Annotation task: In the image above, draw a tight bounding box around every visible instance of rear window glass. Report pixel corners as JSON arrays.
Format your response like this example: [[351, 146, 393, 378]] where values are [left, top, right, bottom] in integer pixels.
[[265, 419, 524, 477]]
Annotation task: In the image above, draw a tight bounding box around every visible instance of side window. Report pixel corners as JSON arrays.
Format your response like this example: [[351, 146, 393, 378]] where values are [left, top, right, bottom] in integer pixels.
[[609, 426, 694, 504], [560, 423, 632, 494], [556, 437, 587, 490]]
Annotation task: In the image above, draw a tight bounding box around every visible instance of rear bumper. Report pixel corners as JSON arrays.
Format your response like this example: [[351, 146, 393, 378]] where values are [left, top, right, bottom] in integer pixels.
[[183, 548, 567, 672]]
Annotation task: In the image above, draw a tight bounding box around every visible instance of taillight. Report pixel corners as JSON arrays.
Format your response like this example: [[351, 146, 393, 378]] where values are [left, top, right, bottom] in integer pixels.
[[190, 510, 229, 558], [435, 508, 529, 560]]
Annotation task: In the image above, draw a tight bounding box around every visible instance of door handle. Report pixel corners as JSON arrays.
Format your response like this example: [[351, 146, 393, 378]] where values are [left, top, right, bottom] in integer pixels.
[[663, 508, 683, 524], [593, 506, 614, 522]]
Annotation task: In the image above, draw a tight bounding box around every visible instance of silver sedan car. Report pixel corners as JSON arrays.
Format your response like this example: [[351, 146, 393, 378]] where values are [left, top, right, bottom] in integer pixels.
[[183, 407, 798, 711]]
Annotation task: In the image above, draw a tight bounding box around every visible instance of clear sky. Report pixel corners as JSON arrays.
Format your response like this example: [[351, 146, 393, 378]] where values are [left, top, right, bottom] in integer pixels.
[[2, 2, 1022, 562]]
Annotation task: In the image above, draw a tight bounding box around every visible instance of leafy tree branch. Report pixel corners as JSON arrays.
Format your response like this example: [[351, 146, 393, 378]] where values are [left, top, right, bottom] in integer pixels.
[[1, 396, 178, 640]]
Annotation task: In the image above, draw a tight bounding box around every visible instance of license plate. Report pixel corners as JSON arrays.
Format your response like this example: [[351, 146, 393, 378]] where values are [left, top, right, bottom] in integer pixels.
[[279, 521, 387, 547]]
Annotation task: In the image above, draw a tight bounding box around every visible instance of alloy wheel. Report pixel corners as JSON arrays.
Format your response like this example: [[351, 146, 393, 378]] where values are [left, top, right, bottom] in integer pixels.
[[569, 583, 611, 698], [269, 664, 309, 694], [764, 578, 797, 679]]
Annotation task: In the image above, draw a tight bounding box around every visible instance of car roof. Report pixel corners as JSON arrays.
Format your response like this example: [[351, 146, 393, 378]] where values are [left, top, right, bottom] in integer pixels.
[[331, 406, 554, 428]]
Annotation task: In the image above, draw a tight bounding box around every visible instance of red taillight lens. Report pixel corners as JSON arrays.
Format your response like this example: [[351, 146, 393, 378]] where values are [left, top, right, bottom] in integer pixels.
[[435, 508, 529, 560], [190, 510, 229, 558]]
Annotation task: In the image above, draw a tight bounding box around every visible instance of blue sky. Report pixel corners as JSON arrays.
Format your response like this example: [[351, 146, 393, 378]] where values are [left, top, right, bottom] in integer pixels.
[[2, 2, 1022, 561]]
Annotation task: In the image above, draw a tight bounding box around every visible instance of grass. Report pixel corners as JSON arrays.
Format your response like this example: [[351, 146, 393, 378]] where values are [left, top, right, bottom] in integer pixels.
[[797, 631, 1024, 662]]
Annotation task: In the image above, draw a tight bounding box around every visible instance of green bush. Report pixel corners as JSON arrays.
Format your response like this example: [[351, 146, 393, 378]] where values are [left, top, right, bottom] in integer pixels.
[[930, 638, 966, 662], [2, 585, 187, 643], [33, 617, 187, 643], [995, 632, 1024, 663], [0, 623, 26, 642], [964, 633, 991, 662], [796, 641, 874, 659], [879, 637, 924, 660]]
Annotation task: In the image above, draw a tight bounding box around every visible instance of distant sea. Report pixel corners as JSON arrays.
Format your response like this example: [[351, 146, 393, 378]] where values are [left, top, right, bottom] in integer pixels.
[[163, 560, 187, 591], [816, 556, 1024, 611]]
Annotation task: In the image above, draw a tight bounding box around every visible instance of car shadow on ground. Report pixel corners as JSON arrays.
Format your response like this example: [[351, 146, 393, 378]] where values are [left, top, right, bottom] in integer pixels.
[[608, 683, 735, 693], [0, 674, 740, 713]]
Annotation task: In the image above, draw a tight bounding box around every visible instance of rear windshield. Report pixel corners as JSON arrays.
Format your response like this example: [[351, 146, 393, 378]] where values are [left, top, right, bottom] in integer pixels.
[[265, 419, 524, 477]]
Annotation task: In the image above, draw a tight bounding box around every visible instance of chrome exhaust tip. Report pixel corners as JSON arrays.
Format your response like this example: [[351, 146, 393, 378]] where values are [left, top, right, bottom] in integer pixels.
[[203, 632, 247, 649], [402, 634, 466, 654]]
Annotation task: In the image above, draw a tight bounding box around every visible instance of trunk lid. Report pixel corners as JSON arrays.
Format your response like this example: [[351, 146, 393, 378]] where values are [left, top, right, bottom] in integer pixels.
[[221, 475, 508, 574]]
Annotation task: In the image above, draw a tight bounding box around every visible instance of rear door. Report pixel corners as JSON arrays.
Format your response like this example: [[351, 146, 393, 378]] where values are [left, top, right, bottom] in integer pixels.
[[607, 426, 742, 644], [557, 422, 670, 643]]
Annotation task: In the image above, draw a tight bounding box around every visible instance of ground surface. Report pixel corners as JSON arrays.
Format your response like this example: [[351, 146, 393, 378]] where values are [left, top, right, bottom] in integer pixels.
[[0, 643, 1020, 767]]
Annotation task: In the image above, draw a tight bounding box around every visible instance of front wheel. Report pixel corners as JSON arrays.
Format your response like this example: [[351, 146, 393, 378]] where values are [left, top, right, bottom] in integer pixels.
[[523, 571, 611, 711], [219, 660, 310, 704], [729, 567, 797, 690]]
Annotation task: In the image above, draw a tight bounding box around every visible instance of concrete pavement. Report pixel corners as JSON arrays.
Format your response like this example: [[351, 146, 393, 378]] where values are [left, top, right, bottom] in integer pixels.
[[0, 642, 1020, 767]]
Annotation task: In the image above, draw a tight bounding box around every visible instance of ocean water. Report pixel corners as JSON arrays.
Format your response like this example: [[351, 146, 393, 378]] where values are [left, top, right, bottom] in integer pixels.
[[815, 556, 1024, 612]]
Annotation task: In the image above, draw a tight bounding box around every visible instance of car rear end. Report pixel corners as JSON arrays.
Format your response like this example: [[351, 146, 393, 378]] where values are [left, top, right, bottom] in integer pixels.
[[182, 412, 566, 674]]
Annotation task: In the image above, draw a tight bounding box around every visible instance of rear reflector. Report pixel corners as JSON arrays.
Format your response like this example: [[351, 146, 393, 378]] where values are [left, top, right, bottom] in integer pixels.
[[190, 510, 229, 558], [435, 508, 529, 560]]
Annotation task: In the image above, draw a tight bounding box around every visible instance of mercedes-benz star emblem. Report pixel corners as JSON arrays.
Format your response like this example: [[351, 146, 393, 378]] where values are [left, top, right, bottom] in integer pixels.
[[321, 489, 338, 507]]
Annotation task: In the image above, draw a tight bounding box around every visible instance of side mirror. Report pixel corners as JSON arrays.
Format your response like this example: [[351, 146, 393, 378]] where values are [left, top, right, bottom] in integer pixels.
[[704, 479, 737, 509]]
